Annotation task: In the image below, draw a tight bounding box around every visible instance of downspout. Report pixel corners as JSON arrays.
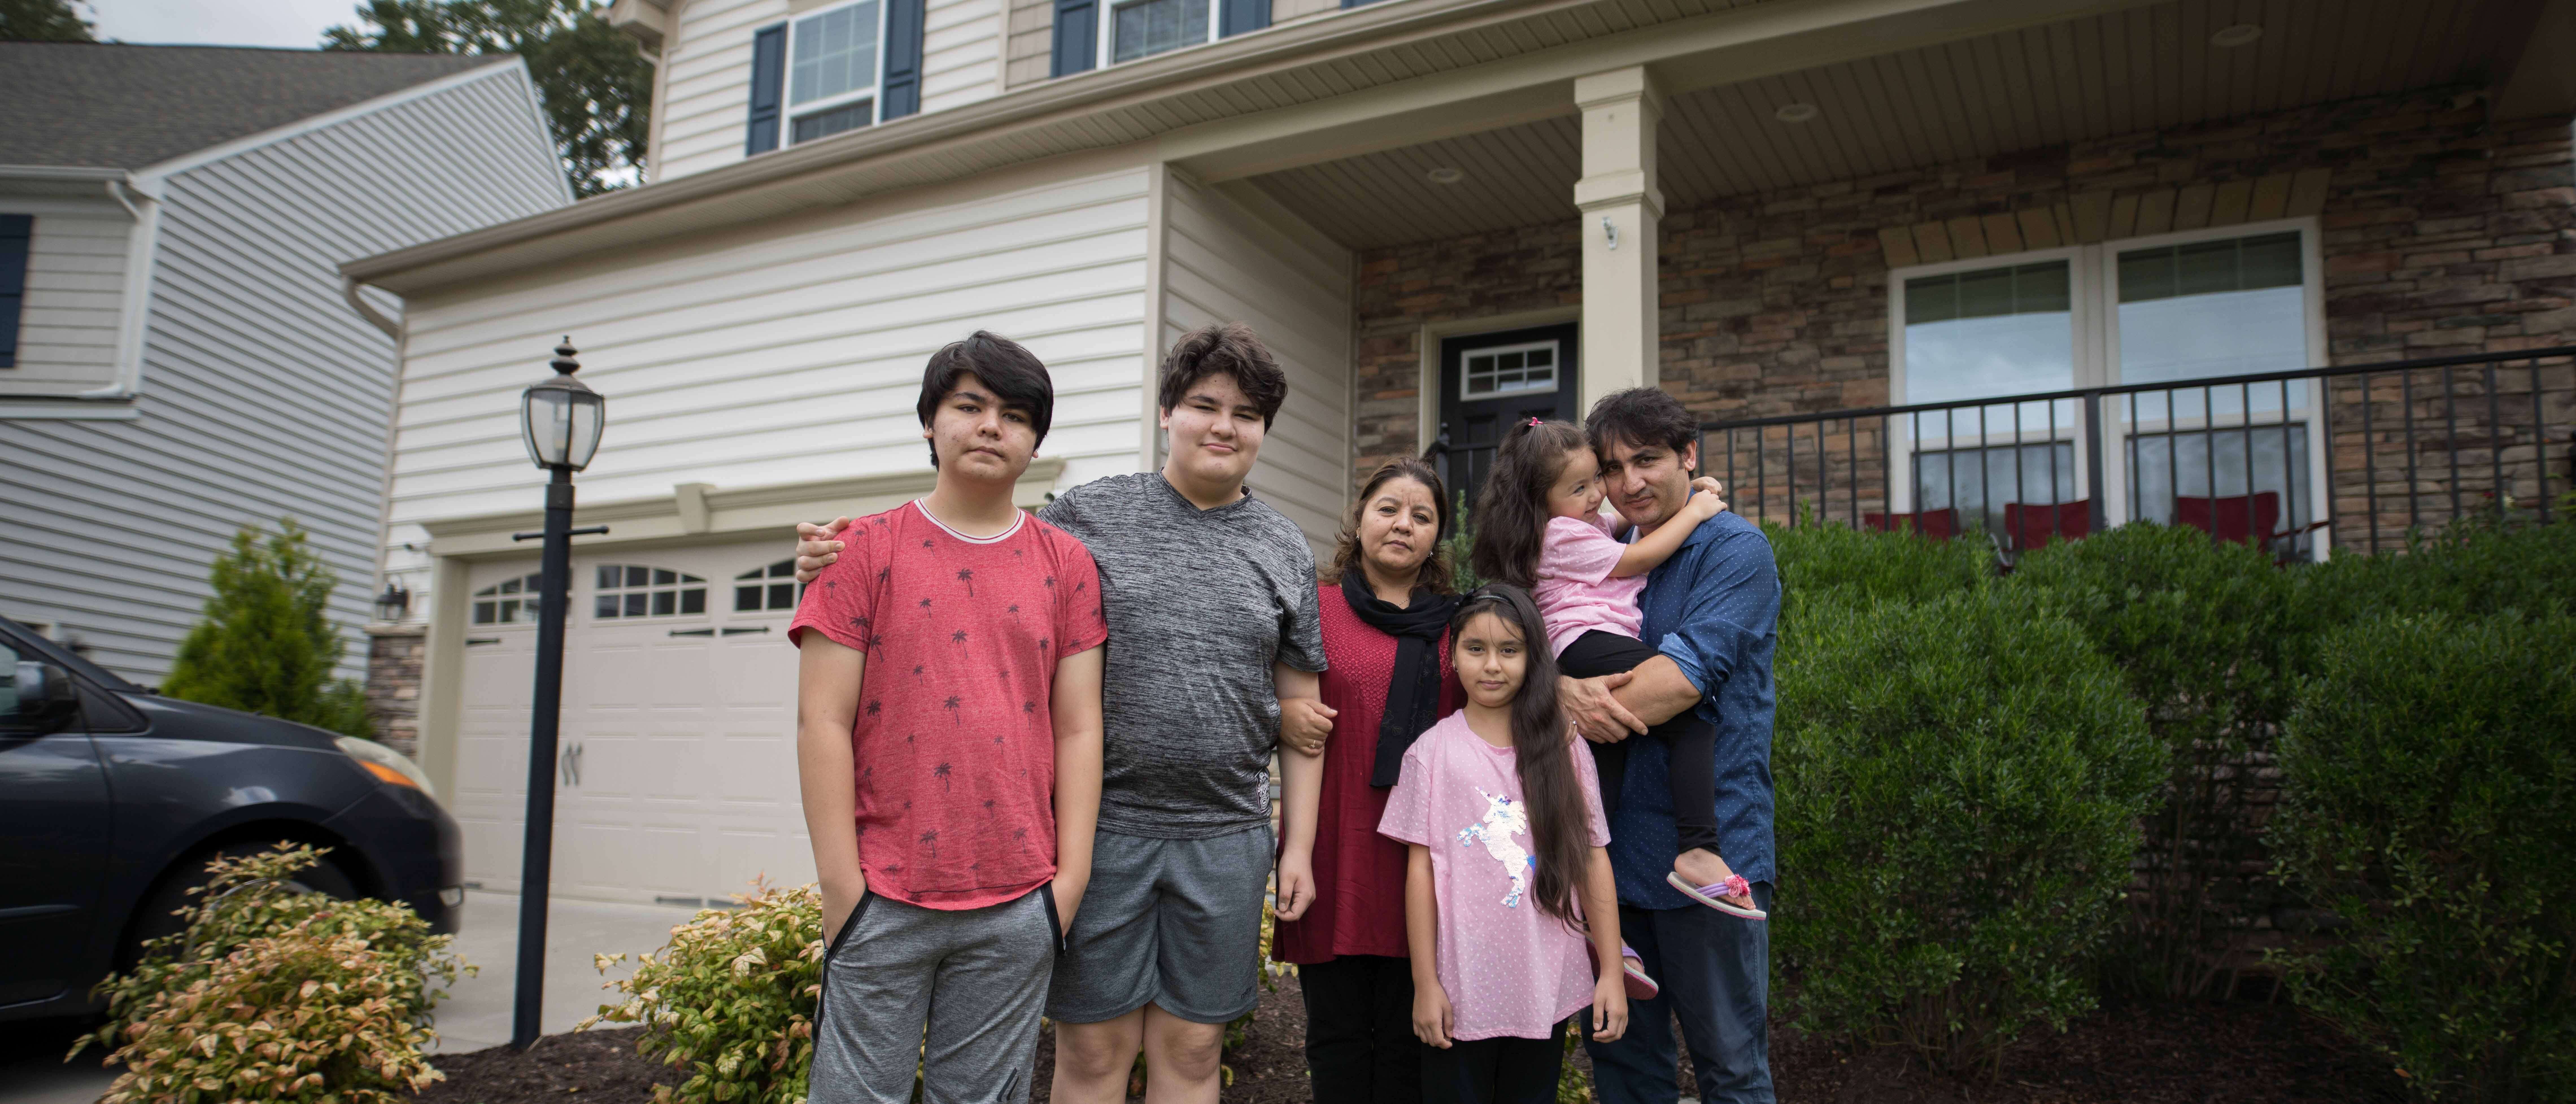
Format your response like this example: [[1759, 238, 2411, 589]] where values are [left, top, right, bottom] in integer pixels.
[[77, 175, 155, 400]]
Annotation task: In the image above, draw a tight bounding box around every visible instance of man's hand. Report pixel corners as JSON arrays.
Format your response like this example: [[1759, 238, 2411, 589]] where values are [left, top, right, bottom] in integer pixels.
[[819, 869, 868, 950], [1276, 848, 1317, 922], [1412, 981, 1455, 1048], [1561, 671, 1646, 742], [794, 518, 853, 584], [1280, 698, 1335, 757]]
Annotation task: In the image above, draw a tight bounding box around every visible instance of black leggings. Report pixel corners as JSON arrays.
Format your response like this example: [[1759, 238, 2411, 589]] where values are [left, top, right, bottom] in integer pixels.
[[1420, 1018, 1565, 1104], [1556, 630, 1721, 858]]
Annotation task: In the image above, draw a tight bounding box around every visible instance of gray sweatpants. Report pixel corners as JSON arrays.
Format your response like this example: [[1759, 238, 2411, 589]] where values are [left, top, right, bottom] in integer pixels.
[[810, 887, 1062, 1104]]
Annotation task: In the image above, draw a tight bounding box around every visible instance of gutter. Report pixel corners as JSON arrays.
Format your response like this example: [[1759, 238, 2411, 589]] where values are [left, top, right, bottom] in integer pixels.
[[338, 0, 1594, 288]]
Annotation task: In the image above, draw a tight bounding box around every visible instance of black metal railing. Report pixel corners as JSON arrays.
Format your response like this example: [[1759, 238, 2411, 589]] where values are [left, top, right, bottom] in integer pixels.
[[1698, 346, 2575, 558]]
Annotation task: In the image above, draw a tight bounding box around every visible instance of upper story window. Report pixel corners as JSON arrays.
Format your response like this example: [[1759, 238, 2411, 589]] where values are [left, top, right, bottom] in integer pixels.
[[1108, 0, 1213, 63], [789, 0, 884, 144]]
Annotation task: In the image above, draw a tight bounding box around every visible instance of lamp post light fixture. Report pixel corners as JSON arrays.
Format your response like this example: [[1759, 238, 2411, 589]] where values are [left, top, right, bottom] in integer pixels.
[[509, 338, 607, 1051]]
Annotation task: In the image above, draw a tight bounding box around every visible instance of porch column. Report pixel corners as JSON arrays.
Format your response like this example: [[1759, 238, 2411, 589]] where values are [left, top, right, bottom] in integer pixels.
[[1573, 66, 1664, 411]]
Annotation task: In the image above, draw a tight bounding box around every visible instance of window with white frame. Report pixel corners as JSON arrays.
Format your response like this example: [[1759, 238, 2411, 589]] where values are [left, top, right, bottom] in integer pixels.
[[1105, 0, 1213, 65], [594, 565, 708, 619], [1460, 340, 1561, 400], [787, 0, 883, 145], [1890, 219, 2325, 548]]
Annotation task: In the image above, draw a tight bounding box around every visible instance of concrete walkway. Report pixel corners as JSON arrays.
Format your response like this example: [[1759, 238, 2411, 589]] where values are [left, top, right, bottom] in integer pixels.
[[0, 891, 701, 1104]]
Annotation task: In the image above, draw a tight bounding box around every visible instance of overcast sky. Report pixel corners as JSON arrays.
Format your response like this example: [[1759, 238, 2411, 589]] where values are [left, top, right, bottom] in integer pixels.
[[85, 0, 363, 49]]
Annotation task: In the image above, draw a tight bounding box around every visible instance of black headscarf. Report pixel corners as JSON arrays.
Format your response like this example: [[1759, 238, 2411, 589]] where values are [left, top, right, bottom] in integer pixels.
[[1340, 569, 1457, 787]]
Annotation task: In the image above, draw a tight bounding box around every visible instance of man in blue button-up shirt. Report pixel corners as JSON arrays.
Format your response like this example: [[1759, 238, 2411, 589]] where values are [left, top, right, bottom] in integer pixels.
[[1561, 388, 1780, 1104]]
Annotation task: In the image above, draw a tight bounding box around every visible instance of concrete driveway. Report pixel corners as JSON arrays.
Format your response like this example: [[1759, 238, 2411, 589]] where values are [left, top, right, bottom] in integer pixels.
[[0, 890, 701, 1104]]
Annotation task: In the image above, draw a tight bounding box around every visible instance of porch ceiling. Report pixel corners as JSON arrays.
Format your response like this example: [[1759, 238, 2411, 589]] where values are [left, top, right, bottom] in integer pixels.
[[1247, 0, 2547, 250]]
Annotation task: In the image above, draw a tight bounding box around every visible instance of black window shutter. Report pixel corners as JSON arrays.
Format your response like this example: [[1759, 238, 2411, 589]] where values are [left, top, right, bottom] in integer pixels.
[[1219, 0, 1267, 37], [745, 22, 787, 155], [1051, 0, 1096, 77], [0, 215, 28, 369], [881, 0, 925, 119]]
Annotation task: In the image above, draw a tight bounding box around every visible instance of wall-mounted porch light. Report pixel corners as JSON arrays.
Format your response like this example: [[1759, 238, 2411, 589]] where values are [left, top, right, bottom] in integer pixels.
[[2211, 24, 2261, 48]]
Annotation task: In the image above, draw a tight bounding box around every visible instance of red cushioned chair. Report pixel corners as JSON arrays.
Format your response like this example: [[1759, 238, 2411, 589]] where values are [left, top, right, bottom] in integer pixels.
[[2002, 500, 2091, 552], [2174, 492, 2329, 561], [1862, 508, 1962, 540]]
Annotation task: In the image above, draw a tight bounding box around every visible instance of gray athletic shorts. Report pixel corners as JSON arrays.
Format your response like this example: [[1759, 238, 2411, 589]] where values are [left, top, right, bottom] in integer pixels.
[[1047, 825, 1273, 1025]]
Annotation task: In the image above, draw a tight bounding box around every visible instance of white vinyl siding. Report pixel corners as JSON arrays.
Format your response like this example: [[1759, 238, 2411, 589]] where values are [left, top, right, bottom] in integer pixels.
[[921, 0, 1003, 113], [0, 197, 130, 395], [380, 166, 1157, 611], [654, 0, 1002, 182], [1159, 173, 1351, 558], [0, 66, 568, 685], [655, 0, 789, 182]]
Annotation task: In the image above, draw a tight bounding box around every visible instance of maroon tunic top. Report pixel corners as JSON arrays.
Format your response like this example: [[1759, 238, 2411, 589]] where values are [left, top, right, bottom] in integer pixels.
[[1274, 582, 1463, 965]]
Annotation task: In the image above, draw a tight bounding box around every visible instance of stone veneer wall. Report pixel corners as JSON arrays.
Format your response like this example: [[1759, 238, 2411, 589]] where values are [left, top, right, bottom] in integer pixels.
[[1351, 86, 2576, 544], [365, 627, 425, 760]]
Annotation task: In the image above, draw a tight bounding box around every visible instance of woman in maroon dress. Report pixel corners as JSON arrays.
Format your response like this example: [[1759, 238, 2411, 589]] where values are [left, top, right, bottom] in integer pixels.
[[1275, 457, 1460, 1104]]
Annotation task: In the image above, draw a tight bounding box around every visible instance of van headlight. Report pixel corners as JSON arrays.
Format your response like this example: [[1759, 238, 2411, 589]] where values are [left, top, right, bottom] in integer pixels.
[[335, 736, 438, 800]]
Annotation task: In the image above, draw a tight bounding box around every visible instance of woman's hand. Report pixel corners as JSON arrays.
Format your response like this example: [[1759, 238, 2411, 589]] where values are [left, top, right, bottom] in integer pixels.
[[1561, 672, 1646, 742], [793, 518, 853, 584], [1412, 980, 1455, 1048], [1275, 848, 1317, 922], [1590, 973, 1629, 1042], [1279, 697, 1336, 757]]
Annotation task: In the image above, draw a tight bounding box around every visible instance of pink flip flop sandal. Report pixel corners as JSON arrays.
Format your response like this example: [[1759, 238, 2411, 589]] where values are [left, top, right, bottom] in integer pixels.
[[1668, 872, 1768, 921], [1587, 941, 1660, 1000]]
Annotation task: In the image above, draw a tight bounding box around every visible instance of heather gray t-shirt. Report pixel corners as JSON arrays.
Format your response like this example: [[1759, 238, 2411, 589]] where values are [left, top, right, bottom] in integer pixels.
[[1037, 472, 1326, 839]]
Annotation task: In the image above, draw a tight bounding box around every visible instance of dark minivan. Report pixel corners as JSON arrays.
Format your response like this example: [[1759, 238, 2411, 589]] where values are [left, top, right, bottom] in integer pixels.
[[0, 615, 463, 1022]]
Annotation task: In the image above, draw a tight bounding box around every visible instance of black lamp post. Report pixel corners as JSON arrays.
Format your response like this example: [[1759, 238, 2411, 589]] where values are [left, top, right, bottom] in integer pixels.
[[511, 338, 604, 1051]]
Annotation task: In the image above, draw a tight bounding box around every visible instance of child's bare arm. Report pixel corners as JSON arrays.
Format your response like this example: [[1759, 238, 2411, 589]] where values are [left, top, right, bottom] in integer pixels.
[[1609, 481, 1729, 578], [1406, 844, 1453, 1048], [795, 636, 868, 942], [1049, 645, 1105, 935], [1276, 744, 1324, 921], [1581, 845, 1629, 1040]]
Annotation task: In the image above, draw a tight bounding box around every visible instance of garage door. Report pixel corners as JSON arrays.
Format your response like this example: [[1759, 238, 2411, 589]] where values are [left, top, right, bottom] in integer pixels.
[[454, 542, 816, 906]]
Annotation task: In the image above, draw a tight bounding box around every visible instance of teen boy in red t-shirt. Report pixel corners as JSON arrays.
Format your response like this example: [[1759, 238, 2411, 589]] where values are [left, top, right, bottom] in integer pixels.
[[789, 332, 1107, 1104]]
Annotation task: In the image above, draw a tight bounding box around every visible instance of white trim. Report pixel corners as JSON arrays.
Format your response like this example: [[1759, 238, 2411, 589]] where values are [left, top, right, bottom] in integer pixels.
[[1099, 0, 1221, 70], [130, 59, 530, 187], [910, 499, 1030, 542], [784, 0, 891, 144]]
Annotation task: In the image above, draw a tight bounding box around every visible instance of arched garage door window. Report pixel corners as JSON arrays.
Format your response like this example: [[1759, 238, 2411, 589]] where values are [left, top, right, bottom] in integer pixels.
[[472, 574, 542, 624], [594, 565, 707, 619], [735, 560, 805, 612]]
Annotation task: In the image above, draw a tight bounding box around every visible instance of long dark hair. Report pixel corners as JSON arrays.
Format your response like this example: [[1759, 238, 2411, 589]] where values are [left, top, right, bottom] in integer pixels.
[[1470, 419, 1591, 590], [1329, 458, 1455, 594], [1449, 584, 1590, 929]]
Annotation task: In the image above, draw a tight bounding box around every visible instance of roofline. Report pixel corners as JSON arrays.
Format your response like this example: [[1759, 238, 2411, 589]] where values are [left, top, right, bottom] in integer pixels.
[[0, 165, 126, 182], [338, 0, 1593, 285], [128, 56, 530, 187]]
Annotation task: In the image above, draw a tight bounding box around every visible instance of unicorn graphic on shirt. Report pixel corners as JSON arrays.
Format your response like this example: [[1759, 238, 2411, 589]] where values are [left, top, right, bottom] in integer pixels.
[[1455, 787, 1533, 908]]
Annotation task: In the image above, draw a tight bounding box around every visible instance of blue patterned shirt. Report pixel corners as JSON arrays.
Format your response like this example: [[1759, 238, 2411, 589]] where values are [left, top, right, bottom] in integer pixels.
[[1604, 510, 1780, 909]]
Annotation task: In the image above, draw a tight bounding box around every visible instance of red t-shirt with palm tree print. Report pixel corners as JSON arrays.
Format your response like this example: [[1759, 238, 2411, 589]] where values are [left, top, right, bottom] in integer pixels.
[[787, 500, 1108, 911]]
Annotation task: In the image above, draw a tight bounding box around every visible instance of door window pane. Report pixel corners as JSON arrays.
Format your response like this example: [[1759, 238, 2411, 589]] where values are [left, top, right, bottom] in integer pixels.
[[790, 1, 881, 106], [1111, 0, 1206, 62], [2117, 232, 2307, 419], [1461, 341, 1560, 399]]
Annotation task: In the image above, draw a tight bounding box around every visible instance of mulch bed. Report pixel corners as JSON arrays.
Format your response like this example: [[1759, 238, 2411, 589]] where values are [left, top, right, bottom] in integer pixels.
[[419, 976, 2402, 1103]]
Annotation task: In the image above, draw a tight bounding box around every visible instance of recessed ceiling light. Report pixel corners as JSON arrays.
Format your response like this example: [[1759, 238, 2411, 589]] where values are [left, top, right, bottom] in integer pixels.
[[1774, 103, 1820, 123], [2211, 23, 2262, 47], [1425, 166, 1465, 184]]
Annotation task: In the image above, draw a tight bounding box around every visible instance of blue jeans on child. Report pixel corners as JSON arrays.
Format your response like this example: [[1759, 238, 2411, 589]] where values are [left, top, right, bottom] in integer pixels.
[[1581, 882, 1775, 1104]]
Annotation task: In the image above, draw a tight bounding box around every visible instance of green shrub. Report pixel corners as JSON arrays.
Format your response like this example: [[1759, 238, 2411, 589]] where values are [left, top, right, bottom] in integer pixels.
[[2008, 523, 2301, 998], [76, 844, 465, 1103], [163, 520, 372, 737], [1773, 588, 2159, 1077], [585, 882, 824, 1104], [2270, 612, 2576, 1103], [1763, 517, 1992, 620], [2295, 513, 2576, 645]]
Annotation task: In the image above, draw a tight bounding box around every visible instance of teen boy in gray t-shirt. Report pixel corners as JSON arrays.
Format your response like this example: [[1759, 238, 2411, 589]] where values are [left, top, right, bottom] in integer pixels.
[[799, 322, 1326, 1104]]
